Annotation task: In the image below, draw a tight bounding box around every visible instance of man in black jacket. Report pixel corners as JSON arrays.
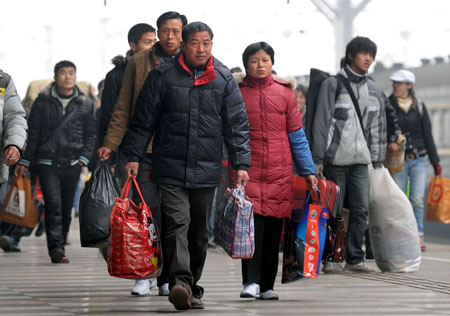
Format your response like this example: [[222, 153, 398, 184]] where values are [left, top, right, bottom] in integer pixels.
[[16, 60, 96, 264], [96, 23, 157, 165], [123, 22, 250, 310]]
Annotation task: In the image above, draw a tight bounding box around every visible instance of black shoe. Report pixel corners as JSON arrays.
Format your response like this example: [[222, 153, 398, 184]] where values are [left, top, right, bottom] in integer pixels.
[[0, 236, 12, 252], [35, 218, 45, 237], [50, 248, 69, 264]]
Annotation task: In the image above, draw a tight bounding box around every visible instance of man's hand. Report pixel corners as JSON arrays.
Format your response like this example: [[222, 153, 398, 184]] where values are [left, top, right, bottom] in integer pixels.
[[4, 146, 20, 166], [388, 142, 400, 153], [236, 170, 249, 187], [15, 165, 28, 177], [125, 162, 139, 177], [98, 146, 112, 161], [305, 174, 319, 191]]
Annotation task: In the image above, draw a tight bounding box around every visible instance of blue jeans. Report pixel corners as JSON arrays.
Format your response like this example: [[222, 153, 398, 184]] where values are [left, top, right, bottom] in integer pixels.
[[391, 156, 428, 233], [324, 164, 370, 265]]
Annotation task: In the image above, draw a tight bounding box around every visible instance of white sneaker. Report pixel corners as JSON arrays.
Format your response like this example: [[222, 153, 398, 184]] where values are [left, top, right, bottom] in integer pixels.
[[240, 283, 260, 298], [131, 279, 150, 296], [344, 262, 376, 273], [149, 278, 157, 289], [322, 262, 343, 274], [158, 283, 170, 296], [259, 290, 279, 300]]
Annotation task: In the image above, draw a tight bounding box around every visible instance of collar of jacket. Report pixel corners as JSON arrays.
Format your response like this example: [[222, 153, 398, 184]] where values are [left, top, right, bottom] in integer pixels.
[[178, 52, 216, 86], [241, 73, 274, 88], [343, 65, 368, 83]]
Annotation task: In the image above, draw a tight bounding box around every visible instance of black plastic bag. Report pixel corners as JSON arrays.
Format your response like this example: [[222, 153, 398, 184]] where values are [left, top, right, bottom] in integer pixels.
[[79, 161, 120, 247]]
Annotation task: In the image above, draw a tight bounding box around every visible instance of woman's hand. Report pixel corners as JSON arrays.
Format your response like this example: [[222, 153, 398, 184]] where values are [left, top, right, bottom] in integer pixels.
[[305, 174, 318, 191], [236, 170, 249, 187]]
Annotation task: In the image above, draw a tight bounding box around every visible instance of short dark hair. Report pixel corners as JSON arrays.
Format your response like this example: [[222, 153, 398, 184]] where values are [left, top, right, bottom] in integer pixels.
[[54, 60, 76, 76], [242, 42, 275, 69], [182, 22, 213, 42], [345, 36, 377, 66], [128, 23, 155, 44], [156, 11, 188, 29], [230, 66, 243, 74], [295, 84, 308, 96]]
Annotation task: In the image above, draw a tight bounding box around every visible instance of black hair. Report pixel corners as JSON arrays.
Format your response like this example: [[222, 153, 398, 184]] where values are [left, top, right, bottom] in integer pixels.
[[230, 66, 243, 74], [54, 60, 76, 77], [128, 23, 155, 44], [242, 42, 275, 69], [295, 84, 308, 96], [182, 22, 213, 42], [156, 11, 188, 29], [344, 36, 377, 66]]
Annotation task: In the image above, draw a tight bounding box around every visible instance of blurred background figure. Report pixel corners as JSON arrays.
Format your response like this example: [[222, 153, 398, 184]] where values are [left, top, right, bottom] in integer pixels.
[[295, 84, 307, 114], [388, 69, 441, 252]]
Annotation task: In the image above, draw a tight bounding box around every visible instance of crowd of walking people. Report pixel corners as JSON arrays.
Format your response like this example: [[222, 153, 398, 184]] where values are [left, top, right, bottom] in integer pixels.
[[0, 10, 442, 311]]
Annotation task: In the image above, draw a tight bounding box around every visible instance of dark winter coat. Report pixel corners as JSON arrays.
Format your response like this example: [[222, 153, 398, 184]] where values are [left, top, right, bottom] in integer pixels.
[[19, 83, 96, 168], [388, 95, 439, 164], [123, 53, 251, 188], [97, 51, 131, 149]]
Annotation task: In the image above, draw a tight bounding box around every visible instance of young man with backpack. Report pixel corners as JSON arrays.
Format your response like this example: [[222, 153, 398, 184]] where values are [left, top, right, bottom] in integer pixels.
[[310, 36, 399, 273]]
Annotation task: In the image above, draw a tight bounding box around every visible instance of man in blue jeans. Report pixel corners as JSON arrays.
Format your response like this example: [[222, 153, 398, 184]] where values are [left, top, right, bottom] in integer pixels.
[[311, 36, 399, 273]]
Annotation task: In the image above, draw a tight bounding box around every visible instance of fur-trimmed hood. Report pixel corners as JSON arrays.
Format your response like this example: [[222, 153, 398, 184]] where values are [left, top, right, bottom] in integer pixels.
[[233, 72, 297, 89], [111, 50, 133, 67]]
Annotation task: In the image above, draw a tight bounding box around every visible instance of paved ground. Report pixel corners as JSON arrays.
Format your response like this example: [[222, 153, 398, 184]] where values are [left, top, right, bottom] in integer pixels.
[[0, 220, 449, 316]]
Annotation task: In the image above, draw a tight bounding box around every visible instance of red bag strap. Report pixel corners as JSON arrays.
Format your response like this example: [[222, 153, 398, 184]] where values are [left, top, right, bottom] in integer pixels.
[[120, 175, 146, 204]]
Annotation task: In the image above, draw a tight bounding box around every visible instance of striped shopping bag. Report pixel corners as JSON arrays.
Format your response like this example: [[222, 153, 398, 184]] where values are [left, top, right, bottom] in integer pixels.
[[214, 186, 254, 259]]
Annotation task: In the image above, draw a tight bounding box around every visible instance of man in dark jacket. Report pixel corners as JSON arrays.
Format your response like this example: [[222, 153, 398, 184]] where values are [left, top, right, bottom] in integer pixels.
[[123, 22, 250, 310], [15, 60, 96, 264], [97, 23, 156, 160]]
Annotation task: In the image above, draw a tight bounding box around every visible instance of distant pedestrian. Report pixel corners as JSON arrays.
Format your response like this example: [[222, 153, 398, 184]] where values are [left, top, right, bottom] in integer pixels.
[[388, 69, 441, 252], [15, 61, 96, 264]]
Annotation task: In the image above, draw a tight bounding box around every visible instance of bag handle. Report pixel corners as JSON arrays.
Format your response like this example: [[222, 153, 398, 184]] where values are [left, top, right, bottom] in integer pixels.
[[120, 175, 146, 205], [313, 186, 334, 217]]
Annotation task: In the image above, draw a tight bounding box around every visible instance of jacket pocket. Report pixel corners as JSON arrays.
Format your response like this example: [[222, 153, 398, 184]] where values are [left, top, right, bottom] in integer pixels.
[[334, 103, 350, 121]]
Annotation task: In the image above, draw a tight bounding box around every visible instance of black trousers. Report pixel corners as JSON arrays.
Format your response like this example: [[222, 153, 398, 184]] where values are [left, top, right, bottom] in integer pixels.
[[241, 214, 284, 292], [159, 184, 215, 297], [38, 165, 81, 255]]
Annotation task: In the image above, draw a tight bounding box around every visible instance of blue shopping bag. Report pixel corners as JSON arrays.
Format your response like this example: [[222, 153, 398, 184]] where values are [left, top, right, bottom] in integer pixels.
[[282, 191, 328, 283], [214, 186, 254, 259]]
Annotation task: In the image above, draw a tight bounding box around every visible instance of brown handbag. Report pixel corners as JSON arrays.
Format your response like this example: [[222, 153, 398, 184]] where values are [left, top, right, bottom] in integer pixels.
[[0, 176, 38, 228]]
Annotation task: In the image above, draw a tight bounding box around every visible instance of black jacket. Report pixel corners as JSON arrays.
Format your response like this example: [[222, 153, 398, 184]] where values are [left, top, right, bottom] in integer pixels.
[[97, 51, 131, 148], [124, 53, 251, 188], [20, 83, 97, 168], [389, 95, 439, 164]]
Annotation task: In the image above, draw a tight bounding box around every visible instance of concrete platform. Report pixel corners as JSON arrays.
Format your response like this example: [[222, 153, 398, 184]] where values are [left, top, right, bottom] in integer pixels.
[[0, 220, 449, 315]]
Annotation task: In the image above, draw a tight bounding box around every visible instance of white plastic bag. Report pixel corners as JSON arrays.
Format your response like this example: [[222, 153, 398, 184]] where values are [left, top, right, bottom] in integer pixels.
[[368, 166, 421, 272]]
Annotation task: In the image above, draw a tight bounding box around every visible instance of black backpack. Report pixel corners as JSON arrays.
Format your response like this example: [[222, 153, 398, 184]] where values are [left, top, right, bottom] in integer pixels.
[[304, 68, 341, 146]]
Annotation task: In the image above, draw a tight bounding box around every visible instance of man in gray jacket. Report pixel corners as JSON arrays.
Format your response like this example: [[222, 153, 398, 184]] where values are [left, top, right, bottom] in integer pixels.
[[0, 70, 28, 252], [311, 36, 396, 273]]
